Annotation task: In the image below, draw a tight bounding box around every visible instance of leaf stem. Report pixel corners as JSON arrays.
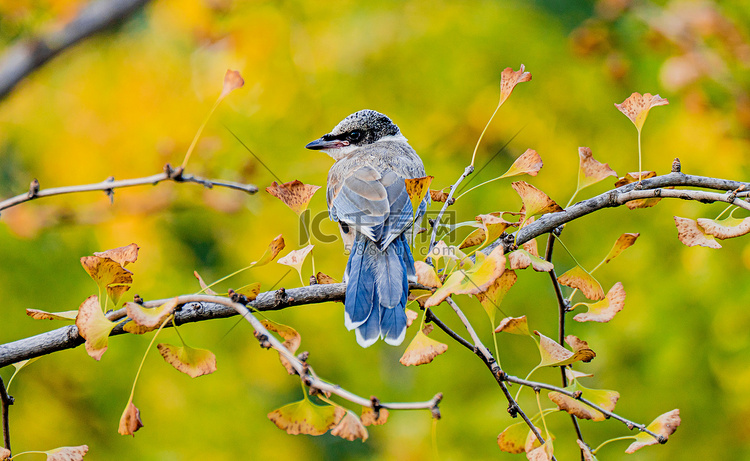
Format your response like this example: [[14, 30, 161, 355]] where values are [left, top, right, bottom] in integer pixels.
[[593, 435, 636, 454]]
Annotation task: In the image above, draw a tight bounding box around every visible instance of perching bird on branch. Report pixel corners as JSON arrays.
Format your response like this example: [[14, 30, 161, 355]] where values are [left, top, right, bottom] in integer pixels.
[[306, 110, 428, 347]]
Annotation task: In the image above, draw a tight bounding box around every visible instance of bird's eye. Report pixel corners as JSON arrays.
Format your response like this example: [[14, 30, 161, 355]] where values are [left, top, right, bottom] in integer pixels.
[[348, 130, 363, 142]]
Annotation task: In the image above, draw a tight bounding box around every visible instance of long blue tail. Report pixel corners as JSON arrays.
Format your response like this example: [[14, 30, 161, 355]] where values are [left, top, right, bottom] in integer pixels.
[[344, 233, 414, 347]]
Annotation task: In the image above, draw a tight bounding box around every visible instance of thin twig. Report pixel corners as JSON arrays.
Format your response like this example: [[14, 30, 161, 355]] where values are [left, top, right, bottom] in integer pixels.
[[0, 376, 11, 453], [0, 167, 258, 213], [0, 0, 152, 101], [428, 165, 474, 252]]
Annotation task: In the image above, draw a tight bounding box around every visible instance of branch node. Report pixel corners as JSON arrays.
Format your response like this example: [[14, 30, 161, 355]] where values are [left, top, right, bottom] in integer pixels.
[[297, 351, 309, 362], [370, 396, 382, 418], [28, 178, 40, 198], [671, 158, 681, 173], [309, 275, 317, 285], [227, 289, 249, 305], [572, 390, 583, 399], [658, 435, 668, 444], [253, 331, 271, 349], [133, 294, 143, 304], [507, 402, 519, 418], [430, 393, 443, 420], [273, 288, 292, 307]]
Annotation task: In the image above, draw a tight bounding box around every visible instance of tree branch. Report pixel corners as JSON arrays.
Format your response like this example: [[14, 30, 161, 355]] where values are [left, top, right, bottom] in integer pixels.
[[0, 165, 258, 213], [0, 0, 152, 101], [0, 376, 11, 454]]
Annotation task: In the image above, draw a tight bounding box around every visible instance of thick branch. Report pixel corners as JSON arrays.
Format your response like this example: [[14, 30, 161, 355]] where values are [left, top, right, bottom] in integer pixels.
[[0, 167, 258, 213], [0, 0, 152, 101], [0, 377, 11, 453]]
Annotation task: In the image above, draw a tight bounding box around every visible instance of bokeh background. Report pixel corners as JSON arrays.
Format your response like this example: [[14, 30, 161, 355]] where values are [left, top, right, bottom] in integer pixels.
[[1, 0, 749, 459]]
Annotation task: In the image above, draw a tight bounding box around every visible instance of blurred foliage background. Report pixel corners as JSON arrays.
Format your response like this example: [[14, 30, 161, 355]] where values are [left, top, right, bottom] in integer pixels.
[[0, 0, 749, 459]]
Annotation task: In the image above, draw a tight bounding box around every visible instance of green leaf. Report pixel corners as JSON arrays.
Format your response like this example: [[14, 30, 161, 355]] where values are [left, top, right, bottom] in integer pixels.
[[267, 399, 344, 435]]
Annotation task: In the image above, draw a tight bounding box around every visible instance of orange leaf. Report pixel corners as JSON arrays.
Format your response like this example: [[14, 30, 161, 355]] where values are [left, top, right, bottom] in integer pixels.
[[80, 255, 133, 307], [26, 309, 78, 320], [557, 265, 604, 300], [526, 440, 554, 461], [118, 400, 144, 436], [157, 343, 217, 378], [75, 295, 115, 361], [615, 92, 669, 131], [330, 410, 369, 442], [625, 409, 681, 453], [405, 307, 420, 327], [399, 324, 448, 366], [508, 249, 554, 272], [697, 216, 750, 240], [220, 69, 244, 99], [253, 234, 286, 266], [674, 216, 721, 249], [125, 298, 178, 331], [604, 233, 640, 263], [46, 445, 89, 461], [501, 148, 543, 178], [93, 243, 139, 267], [266, 180, 321, 215], [261, 319, 302, 374], [512, 181, 562, 218], [573, 282, 626, 323], [361, 407, 389, 426], [429, 188, 450, 203], [535, 331, 596, 366], [578, 147, 617, 190], [315, 272, 338, 284], [500, 64, 532, 106], [194, 271, 217, 295]]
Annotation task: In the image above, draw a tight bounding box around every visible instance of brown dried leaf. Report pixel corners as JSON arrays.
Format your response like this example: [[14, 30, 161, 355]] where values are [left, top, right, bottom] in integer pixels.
[[361, 407, 389, 426], [0, 447, 10, 460], [194, 271, 217, 295], [573, 282, 626, 323], [118, 401, 144, 436], [625, 409, 681, 453], [615, 92, 669, 131], [253, 234, 286, 266], [526, 441, 554, 461], [261, 319, 301, 374], [578, 147, 617, 190], [400, 324, 448, 366], [315, 272, 338, 284], [494, 315, 530, 335], [604, 233, 640, 263], [500, 64, 532, 106], [535, 331, 596, 367], [26, 309, 78, 320], [405, 308, 419, 327], [126, 298, 178, 330], [331, 410, 369, 442], [430, 188, 450, 203], [414, 261, 441, 288], [508, 249, 554, 272], [266, 180, 321, 215], [476, 270, 517, 323], [220, 69, 244, 99], [46, 445, 89, 461], [157, 343, 217, 378], [501, 148, 543, 178], [511, 181, 563, 218], [577, 440, 598, 461], [557, 265, 604, 300], [697, 216, 750, 240], [94, 243, 139, 267], [75, 295, 115, 361], [674, 216, 722, 249], [548, 384, 619, 422]]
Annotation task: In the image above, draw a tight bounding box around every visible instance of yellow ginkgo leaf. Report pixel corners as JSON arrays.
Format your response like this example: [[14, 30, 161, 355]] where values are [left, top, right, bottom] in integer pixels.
[[399, 324, 448, 366], [75, 295, 116, 361], [511, 181, 562, 218], [557, 265, 604, 300], [573, 282, 626, 323], [500, 148, 543, 178], [157, 343, 217, 378], [615, 92, 669, 132], [625, 409, 681, 453], [548, 381, 619, 421], [266, 181, 321, 215], [267, 399, 344, 436]]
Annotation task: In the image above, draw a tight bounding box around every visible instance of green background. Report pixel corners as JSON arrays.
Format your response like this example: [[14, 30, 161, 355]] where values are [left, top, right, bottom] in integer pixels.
[[1, 0, 749, 459]]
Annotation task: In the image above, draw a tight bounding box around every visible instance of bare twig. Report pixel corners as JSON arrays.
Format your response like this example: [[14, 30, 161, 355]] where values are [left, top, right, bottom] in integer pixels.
[[0, 376, 11, 453], [0, 166, 258, 213], [428, 165, 474, 252], [0, 0, 152, 101]]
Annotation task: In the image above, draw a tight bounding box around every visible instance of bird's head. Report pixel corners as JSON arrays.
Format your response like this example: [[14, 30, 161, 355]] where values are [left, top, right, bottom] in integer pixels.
[[305, 109, 404, 160]]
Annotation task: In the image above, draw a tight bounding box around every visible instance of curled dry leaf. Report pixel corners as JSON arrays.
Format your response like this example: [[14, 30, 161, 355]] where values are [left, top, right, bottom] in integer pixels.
[[508, 249, 554, 272], [194, 271, 217, 295], [499, 64, 532, 106], [498, 421, 533, 454], [46, 445, 89, 461], [315, 272, 338, 284], [526, 440, 554, 461], [429, 188, 450, 203], [254, 234, 286, 266], [261, 319, 301, 374], [75, 295, 115, 361], [548, 382, 619, 421], [94, 243, 139, 267], [330, 410, 369, 442], [80, 255, 133, 307], [266, 180, 321, 215], [573, 282, 626, 323], [625, 409, 681, 453], [578, 147, 617, 190], [614, 171, 657, 188], [604, 233, 640, 263], [566, 368, 593, 381], [267, 399, 344, 436], [400, 324, 448, 366], [501, 148, 543, 178], [118, 401, 144, 436], [220, 69, 244, 99], [126, 298, 178, 330], [404, 308, 419, 327], [26, 309, 78, 320], [577, 440, 598, 461], [157, 343, 217, 378], [494, 315, 530, 335], [697, 216, 750, 240], [404, 176, 433, 213], [511, 181, 563, 218], [414, 261, 441, 288], [361, 407, 389, 426], [0, 447, 9, 460], [674, 216, 721, 249], [615, 92, 669, 131], [557, 265, 605, 300], [424, 245, 505, 308], [535, 331, 596, 367], [476, 270, 517, 324]]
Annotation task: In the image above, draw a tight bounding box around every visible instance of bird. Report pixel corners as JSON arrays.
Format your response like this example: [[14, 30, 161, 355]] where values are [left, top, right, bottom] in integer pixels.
[[305, 110, 428, 347]]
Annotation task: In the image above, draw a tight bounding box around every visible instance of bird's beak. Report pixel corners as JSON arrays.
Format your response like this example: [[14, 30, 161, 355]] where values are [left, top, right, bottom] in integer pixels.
[[305, 136, 349, 150]]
